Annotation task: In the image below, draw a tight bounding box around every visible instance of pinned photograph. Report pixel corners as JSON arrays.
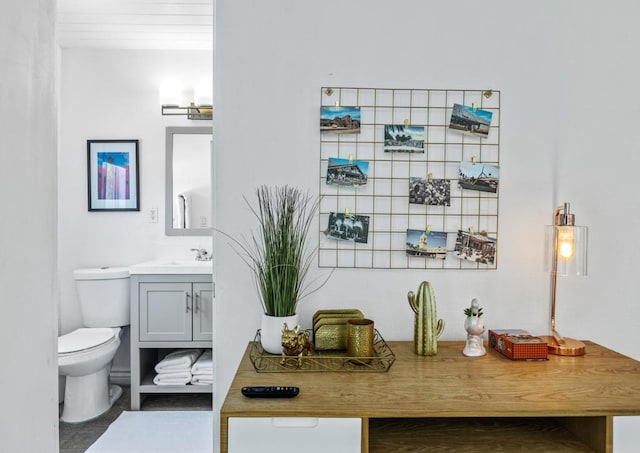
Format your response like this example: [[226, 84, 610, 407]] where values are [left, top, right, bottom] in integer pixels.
[[458, 161, 499, 193], [327, 212, 370, 244], [384, 125, 425, 153], [449, 103, 493, 138], [320, 106, 361, 134], [409, 177, 451, 206], [454, 230, 496, 265], [406, 229, 447, 259], [326, 157, 369, 187]]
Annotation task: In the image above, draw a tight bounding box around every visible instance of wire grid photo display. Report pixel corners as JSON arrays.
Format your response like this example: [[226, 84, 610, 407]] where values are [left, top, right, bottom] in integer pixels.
[[319, 87, 500, 270]]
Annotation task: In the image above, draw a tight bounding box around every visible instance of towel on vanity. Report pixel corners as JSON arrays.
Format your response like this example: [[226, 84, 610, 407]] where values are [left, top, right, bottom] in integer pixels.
[[191, 349, 213, 374], [175, 192, 192, 229], [153, 371, 192, 386], [183, 193, 191, 228], [154, 349, 203, 373], [189, 350, 212, 385], [190, 375, 213, 386], [175, 194, 186, 228]]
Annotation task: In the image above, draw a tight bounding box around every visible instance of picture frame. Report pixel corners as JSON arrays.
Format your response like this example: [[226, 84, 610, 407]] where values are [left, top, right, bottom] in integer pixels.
[[87, 139, 140, 211]]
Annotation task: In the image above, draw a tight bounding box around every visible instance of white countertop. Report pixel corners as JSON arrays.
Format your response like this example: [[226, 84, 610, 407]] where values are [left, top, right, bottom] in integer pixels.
[[129, 259, 213, 275]]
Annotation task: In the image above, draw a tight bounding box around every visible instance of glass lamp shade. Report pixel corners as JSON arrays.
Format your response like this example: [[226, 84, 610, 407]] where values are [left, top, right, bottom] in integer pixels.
[[159, 81, 183, 106], [194, 84, 213, 107], [545, 225, 588, 276]]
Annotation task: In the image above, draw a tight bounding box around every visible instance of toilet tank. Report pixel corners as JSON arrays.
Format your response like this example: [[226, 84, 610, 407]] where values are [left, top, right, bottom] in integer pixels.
[[73, 267, 130, 327]]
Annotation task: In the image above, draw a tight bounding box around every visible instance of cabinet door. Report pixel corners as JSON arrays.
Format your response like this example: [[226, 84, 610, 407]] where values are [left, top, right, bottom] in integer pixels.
[[193, 282, 213, 341], [139, 282, 193, 341]]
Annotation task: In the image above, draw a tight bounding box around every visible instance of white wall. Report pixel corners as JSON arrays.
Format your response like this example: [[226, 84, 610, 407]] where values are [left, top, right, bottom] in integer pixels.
[[214, 1, 640, 450], [0, 0, 58, 451], [58, 49, 213, 373]]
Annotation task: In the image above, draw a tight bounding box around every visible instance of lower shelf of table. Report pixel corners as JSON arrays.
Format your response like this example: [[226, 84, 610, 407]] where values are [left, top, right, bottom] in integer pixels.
[[368, 417, 603, 453]]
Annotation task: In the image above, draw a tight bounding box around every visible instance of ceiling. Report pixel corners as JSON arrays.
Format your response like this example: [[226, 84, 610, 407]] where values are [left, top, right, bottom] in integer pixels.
[[56, 0, 213, 50]]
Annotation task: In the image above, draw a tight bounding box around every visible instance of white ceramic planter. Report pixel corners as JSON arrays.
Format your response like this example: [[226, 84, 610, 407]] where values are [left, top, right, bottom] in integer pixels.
[[463, 316, 486, 357], [261, 314, 299, 354]]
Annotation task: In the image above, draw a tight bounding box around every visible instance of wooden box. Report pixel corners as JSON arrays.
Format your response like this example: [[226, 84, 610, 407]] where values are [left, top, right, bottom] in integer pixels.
[[489, 329, 548, 361]]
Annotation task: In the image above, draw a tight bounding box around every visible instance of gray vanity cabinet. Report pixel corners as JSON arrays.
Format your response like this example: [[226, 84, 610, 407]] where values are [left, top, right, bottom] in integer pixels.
[[192, 282, 213, 341], [139, 281, 213, 341], [130, 273, 213, 410]]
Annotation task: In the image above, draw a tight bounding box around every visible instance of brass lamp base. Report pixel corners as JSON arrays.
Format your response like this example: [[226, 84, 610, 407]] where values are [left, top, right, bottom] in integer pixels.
[[540, 335, 586, 356]]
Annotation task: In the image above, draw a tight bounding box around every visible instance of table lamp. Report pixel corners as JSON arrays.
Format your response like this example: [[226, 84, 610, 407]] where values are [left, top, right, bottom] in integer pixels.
[[541, 202, 588, 356]]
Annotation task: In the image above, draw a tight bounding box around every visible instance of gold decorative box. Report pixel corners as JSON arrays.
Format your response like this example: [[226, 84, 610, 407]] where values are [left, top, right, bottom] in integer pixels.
[[313, 309, 363, 350]]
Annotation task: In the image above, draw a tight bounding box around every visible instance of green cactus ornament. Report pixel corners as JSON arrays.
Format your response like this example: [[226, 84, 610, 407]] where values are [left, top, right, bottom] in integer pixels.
[[408, 281, 445, 356]]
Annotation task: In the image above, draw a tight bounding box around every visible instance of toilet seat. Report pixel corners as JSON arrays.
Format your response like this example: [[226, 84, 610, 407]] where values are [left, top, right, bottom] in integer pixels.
[[58, 328, 118, 355]]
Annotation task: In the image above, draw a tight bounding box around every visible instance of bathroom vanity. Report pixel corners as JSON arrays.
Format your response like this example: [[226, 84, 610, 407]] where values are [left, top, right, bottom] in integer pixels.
[[129, 260, 213, 410]]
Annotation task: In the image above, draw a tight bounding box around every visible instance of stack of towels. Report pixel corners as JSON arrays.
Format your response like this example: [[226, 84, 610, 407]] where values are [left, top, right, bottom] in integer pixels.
[[190, 349, 213, 385], [153, 349, 203, 386]]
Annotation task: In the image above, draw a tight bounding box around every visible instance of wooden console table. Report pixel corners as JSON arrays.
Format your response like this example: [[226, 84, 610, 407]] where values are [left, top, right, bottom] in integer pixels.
[[221, 341, 640, 452]]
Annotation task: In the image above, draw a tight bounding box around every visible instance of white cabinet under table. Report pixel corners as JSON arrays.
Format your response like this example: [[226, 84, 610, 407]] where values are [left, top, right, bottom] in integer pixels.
[[221, 341, 640, 453], [130, 268, 213, 410]]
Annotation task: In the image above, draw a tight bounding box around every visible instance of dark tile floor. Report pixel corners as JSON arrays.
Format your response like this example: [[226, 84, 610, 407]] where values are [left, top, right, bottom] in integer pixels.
[[58, 386, 212, 453]]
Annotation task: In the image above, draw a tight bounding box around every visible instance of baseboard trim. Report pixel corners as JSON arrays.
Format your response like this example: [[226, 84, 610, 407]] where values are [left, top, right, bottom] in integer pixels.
[[110, 370, 131, 386]]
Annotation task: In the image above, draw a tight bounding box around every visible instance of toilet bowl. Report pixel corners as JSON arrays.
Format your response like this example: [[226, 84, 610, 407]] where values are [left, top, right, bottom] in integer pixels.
[[58, 266, 130, 423], [58, 327, 123, 423]]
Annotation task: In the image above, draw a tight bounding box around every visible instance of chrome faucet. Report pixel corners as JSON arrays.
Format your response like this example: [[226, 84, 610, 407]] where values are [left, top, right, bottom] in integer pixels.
[[191, 248, 212, 261]]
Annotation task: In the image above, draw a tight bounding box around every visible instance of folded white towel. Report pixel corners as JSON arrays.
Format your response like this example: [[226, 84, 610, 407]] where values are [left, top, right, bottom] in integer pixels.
[[154, 349, 203, 373], [190, 375, 213, 386], [153, 371, 192, 386], [191, 349, 213, 374]]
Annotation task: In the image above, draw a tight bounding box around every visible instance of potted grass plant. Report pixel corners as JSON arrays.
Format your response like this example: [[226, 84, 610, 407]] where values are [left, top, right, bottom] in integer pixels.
[[226, 185, 325, 354]]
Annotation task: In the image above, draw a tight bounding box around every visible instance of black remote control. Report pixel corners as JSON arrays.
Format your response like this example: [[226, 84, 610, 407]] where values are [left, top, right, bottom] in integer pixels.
[[241, 386, 300, 398]]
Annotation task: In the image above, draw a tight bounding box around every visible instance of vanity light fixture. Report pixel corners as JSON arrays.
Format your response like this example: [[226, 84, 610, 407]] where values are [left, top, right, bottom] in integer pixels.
[[541, 202, 588, 356], [161, 103, 212, 120], [160, 81, 212, 120]]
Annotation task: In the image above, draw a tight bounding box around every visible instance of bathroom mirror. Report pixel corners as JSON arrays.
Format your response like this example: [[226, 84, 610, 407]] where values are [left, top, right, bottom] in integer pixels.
[[165, 126, 213, 236]]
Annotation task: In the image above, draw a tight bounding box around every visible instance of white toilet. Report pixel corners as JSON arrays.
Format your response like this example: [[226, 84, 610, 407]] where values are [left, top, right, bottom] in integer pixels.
[[58, 266, 130, 423]]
